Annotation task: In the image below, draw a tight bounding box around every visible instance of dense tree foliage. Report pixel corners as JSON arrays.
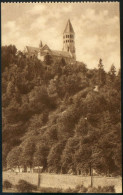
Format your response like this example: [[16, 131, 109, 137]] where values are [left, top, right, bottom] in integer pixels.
[[2, 45, 121, 176]]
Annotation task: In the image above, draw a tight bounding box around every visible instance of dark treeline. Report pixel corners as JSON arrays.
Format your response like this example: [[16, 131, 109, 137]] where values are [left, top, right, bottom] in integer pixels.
[[2, 45, 121, 176]]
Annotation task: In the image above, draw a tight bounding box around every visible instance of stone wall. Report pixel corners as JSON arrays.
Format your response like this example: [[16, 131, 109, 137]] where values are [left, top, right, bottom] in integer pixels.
[[3, 172, 38, 186], [40, 173, 91, 189], [3, 172, 122, 193]]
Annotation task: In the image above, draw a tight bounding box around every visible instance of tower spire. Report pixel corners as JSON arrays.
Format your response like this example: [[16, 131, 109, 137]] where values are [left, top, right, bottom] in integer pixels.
[[64, 19, 74, 34]]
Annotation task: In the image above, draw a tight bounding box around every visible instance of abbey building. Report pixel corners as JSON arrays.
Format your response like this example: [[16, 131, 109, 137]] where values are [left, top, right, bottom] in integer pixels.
[[24, 20, 76, 63]]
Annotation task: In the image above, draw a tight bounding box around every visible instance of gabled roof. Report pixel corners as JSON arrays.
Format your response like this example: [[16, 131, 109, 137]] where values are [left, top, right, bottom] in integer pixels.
[[41, 44, 51, 51], [26, 46, 39, 53], [64, 19, 74, 34]]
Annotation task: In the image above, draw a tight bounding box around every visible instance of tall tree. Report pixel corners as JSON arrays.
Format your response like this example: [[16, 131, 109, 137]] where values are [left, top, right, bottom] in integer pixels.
[[108, 64, 116, 82], [98, 59, 106, 86], [33, 142, 49, 169]]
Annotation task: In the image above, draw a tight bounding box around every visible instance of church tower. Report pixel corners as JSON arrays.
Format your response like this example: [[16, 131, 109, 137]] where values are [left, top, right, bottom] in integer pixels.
[[63, 19, 76, 60]]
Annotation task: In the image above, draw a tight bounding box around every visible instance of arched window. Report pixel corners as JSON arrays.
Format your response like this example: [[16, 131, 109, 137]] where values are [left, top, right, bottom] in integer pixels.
[[66, 35, 67, 38], [68, 35, 69, 38]]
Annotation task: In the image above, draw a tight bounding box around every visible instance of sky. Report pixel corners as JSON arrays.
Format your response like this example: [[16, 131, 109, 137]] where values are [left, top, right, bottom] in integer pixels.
[[1, 2, 120, 71]]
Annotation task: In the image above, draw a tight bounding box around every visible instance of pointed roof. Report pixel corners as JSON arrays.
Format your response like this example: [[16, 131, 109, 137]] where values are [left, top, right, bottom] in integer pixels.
[[64, 19, 74, 34]]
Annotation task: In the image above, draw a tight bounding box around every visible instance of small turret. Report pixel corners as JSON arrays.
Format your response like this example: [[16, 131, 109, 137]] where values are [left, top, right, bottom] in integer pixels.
[[39, 40, 43, 49]]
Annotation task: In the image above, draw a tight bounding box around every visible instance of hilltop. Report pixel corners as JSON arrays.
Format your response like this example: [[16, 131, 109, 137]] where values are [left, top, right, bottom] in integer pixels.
[[2, 45, 121, 176]]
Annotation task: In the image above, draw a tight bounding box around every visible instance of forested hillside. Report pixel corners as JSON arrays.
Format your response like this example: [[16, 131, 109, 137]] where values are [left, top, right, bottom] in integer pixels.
[[2, 45, 121, 176]]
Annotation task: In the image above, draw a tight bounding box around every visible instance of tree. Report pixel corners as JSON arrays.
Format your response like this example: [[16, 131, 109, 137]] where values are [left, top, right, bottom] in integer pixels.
[[61, 137, 80, 173], [75, 117, 88, 136], [19, 138, 36, 167], [7, 146, 22, 169], [114, 68, 121, 91], [98, 59, 104, 70], [60, 57, 66, 66], [2, 45, 17, 72], [6, 81, 15, 97], [44, 54, 53, 65], [33, 142, 49, 169], [57, 105, 80, 140], [47, 141, 65, 173], [2, 143, 11, 168], [74, 143, 92, 175], [98, 59, 106, 86], [47, 78, 58, 97], [108, 64, 116, 82]]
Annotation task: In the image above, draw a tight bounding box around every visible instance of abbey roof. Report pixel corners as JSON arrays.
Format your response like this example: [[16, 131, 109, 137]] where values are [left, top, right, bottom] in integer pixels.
[[51, 50, 71, 58], [25, 45, 71, 58]]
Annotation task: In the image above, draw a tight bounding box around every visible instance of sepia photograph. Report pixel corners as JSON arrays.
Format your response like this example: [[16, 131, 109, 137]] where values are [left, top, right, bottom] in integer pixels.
[[1, 2, 122, 193]]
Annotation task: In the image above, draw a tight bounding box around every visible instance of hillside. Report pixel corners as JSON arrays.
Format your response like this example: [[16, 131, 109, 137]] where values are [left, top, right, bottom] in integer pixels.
[[2, 45, 121, 176]]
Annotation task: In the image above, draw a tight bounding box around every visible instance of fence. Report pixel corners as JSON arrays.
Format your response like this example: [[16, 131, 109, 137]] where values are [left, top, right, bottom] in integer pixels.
[[3, 172, 122, 193]]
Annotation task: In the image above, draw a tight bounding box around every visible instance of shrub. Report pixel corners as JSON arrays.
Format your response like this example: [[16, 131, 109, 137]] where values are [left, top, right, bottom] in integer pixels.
[[100, 185, 115, 193], [64, 187, 77, 193], [3, 180, 12, 189], [76, 184, 87, 193], [87, 185, 115, 193], [16, 179, 37, 192], [87, 186, 99, 193], [39, 187, 63, 193]]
